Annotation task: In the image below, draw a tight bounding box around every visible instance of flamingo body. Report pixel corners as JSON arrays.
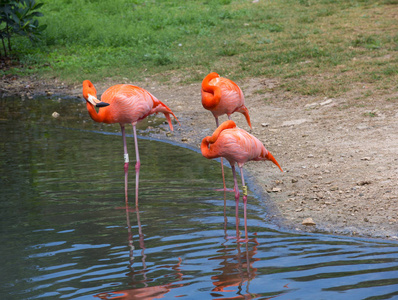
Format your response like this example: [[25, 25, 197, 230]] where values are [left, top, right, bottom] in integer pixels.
[[99, 84, 155, 125], [201, 127, 266, 167], [201, 121, 281, 170], [83, 81, 178, 130]]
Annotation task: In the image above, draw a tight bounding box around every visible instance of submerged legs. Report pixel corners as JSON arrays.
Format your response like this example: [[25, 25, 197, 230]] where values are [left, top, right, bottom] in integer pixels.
[[231, 164, 250, 243], [133, 124, 141, 208], [120, 124, 141, 208], [239, 166, 249, 243], [231, 164, 241, 239], [121, 125, 129, 205]]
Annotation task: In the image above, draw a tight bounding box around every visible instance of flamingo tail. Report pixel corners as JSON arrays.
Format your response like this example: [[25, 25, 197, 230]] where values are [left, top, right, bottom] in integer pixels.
[[152, 100, 180, 131], [264, 150, 283, 172], [235, 105, 252, 129]]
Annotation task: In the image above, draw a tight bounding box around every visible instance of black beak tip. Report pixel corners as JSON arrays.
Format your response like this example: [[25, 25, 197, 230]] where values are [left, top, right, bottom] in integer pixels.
[[96, 101, 110, 107]]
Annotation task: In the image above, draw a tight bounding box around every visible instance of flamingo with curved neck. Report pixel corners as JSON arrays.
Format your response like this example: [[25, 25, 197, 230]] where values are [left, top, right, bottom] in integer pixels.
[[201, 120, 282, 242], [201, 72, 252, 129]]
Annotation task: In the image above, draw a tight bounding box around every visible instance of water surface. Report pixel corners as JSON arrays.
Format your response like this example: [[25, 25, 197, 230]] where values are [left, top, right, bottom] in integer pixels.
[[1, 96, 397, 299]]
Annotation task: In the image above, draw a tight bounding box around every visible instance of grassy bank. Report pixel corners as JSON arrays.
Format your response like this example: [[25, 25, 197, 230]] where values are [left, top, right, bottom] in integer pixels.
[[5, 0, 398, 97]]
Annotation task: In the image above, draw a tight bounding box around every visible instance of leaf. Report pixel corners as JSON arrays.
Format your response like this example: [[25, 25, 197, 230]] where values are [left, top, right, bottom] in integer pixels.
[[33, 3, 44, 10]]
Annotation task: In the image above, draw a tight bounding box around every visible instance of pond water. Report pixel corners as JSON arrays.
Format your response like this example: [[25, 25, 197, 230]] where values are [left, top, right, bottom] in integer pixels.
[[1, 96, 397, 300]]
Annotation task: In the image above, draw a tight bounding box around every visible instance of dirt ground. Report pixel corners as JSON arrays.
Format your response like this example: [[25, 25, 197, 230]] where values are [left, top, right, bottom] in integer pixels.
[[2, 76, 397, 240]]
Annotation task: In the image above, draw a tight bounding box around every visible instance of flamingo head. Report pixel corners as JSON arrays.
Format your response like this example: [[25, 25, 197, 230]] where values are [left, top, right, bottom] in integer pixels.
[[82, 80, 110, 107]]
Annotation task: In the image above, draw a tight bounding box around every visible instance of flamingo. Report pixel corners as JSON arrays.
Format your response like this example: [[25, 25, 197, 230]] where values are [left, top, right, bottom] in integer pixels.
[[82, 80, 179, 207], [201, 72, 252, 190], [201, 120, 282, 242]]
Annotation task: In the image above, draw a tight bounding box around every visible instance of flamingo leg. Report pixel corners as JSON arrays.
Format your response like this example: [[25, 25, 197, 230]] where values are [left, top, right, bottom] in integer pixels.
[[215, 117, 227, 191], [125, 201, 134, 266], [223, 190, 228, 238], [121, 125, 129, 205], [231, 164, 241, 240], [239, 166, 249, 243], [135, 205, 147, 270], [132, 124, 141, 207]]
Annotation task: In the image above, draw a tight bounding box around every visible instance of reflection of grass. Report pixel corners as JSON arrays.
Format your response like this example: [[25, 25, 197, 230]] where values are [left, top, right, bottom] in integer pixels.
[[5, 0, 398, 97]]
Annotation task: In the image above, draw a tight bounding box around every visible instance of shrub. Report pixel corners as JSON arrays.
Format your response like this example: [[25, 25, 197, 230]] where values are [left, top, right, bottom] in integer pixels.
[[0, 0, 46, 57]]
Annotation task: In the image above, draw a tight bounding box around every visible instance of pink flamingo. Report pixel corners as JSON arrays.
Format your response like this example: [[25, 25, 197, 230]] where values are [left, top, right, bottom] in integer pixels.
[[82, 80, 179, 206], [201, 72, 252, 190], [201, 120, 282, 242], [201, 72, 251, 129]]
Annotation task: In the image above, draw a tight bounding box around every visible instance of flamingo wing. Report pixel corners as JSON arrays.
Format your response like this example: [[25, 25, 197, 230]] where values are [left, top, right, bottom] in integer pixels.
[[100, 85, 154, 125]]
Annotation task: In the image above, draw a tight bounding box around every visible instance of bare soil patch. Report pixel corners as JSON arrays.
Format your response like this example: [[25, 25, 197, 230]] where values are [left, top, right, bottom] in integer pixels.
[[2, 76, 397, 240]]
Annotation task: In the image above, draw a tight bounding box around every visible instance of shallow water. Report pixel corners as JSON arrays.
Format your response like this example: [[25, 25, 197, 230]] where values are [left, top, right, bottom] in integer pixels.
[[1, 96, 397, 299]]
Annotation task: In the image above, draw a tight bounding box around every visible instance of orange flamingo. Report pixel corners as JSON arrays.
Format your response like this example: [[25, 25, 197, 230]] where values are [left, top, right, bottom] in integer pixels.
[[201, 120, 282, 242], [201, 72, 251, 129], [82, 80, 179, 206], [201, 72, 252, 190]]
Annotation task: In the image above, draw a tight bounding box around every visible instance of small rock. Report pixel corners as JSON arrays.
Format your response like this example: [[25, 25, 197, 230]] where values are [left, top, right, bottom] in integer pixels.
[[261, 123, 269, 127], [357, 180, 371, 186], [271, 187, 282, 192], [292, 178, 298, 183], [364, 217, 369, 222], [361, 157, 371, 161], [302, 217, 316, 226], [295, 208, 303, 212], [282, 119, 310, 127], [166, 132, 173, 137], [52, 112, 60, 118], [307, 154, 314, 158], [305, 102, 318, 108], [181, 138, 188, 142], [356, 125, 370, 130], [320, 99, 333, 106]]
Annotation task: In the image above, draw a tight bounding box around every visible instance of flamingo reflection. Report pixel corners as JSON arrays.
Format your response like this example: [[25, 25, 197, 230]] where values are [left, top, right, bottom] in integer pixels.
[[94, 204, 183, 299], [209, 236, 260, 299]]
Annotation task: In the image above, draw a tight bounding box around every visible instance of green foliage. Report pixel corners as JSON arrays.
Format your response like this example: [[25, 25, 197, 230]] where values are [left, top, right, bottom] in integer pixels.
[[0, 0, 46, 56], [3, 0, 398, 98]]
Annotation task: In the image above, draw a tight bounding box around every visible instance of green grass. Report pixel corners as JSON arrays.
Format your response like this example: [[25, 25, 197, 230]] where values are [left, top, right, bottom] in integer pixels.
[[4, 0, 398, 97]]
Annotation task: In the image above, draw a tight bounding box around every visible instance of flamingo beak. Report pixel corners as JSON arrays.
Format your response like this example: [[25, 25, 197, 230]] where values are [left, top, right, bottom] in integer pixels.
[[87, 94, 110, 107], [96, 101, 110, 107]]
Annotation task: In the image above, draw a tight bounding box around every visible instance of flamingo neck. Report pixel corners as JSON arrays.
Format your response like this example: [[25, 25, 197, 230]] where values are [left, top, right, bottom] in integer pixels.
[[201, 120, 237, 159], [86, 102, 105, 123], [202, 74, 221, 110], [200, 137, 214, 159]]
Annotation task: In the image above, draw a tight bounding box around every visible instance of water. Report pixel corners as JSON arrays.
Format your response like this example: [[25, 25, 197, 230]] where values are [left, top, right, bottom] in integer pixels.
[[1, 96, 397, 300]]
